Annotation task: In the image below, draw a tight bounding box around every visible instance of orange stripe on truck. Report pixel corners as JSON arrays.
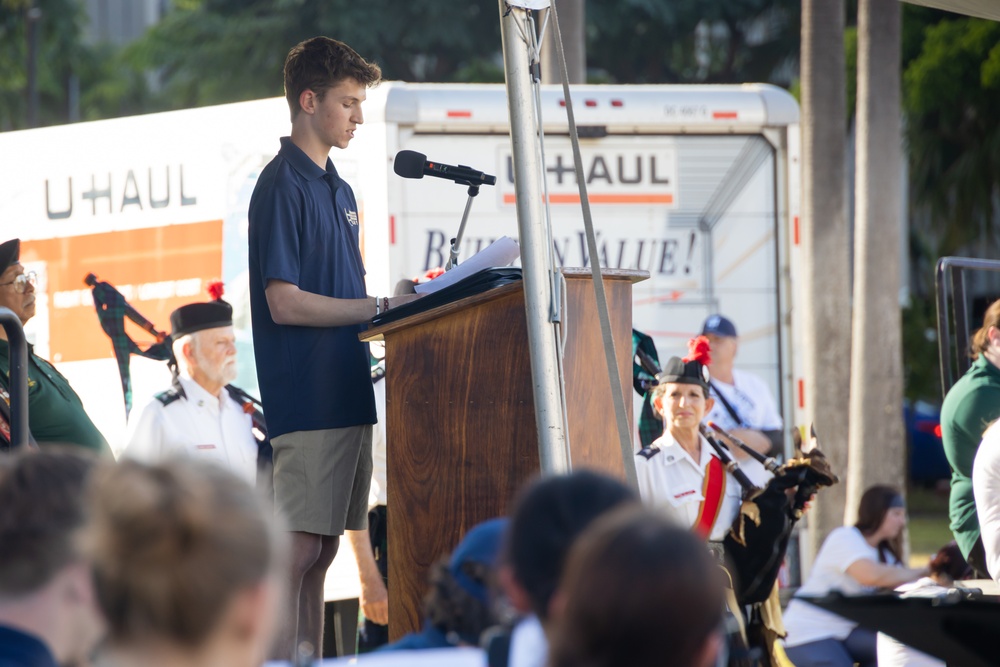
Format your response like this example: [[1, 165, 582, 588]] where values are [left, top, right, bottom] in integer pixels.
[[502, 193, 674, 205], [22, 221, 223, 364]]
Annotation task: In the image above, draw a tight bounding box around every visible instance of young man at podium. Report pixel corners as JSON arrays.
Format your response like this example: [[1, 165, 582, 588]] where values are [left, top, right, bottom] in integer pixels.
[[247, 36, 418, 661]]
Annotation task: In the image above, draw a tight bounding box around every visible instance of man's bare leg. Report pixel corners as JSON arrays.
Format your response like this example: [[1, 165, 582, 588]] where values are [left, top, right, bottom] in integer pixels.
[[270, 531, 325, 661], [297, 534, 340, 657]]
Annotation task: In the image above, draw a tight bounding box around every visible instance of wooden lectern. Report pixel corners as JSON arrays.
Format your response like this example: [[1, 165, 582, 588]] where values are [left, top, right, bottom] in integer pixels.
[[360, 267, 646, 639]]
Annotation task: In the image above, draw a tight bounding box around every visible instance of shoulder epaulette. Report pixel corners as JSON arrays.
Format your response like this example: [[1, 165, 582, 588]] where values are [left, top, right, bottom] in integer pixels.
[[155, 388, 183, 407], [637, 445, 661, 460]]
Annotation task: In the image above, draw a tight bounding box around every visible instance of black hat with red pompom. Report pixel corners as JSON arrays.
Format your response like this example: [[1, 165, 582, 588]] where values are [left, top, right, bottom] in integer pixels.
[[656, 336, 712, 390], [169, 280, 232, 338]]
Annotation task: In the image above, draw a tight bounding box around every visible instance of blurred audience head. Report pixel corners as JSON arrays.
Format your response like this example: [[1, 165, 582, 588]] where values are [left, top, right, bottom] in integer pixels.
[[0, 448, 103, 665], [82, 458, 285, 666], [548, 506, 724, 667], [422, 517, 508, 646], [500, 470, 638, 624]]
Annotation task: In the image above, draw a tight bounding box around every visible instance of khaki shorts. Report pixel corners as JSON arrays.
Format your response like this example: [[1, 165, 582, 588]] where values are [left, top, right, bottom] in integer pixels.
[[271, 425, 373, 536]]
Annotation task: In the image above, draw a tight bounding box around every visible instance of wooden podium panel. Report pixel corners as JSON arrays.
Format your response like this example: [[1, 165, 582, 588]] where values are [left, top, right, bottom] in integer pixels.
[[362, 268, 645, 638]]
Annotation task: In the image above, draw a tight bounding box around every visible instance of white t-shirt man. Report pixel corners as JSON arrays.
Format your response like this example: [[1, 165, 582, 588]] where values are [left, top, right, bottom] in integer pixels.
[[783, 526, 897, 648], [973, 420, 1000, 583], [705, 368, 783, 433]]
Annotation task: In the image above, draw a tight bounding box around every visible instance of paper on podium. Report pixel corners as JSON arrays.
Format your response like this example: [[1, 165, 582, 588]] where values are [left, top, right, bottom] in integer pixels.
[[415, 236, 520, 295]]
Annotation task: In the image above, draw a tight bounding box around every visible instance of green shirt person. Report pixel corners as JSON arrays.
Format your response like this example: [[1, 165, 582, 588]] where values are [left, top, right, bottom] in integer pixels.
[[940, 301, 1000, 576], [0, 238, 110, 456]]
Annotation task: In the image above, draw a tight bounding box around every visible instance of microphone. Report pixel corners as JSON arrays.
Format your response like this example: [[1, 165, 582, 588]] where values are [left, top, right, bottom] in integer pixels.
[[393, 150, 497, 187]]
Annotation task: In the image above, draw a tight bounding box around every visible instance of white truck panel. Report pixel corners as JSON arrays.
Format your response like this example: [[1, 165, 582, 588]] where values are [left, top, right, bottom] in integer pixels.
[[0, 82, 799, 599]]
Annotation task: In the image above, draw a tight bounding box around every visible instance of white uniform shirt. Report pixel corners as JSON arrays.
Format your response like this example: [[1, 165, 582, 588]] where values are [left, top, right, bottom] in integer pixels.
[[783, 526, 897, 647], [705, 368, 783, 431], [635, 432, 771, 542], [974, 420, 1000, 583], [507, 614, 547, 667], [123, 375, 258, 486]]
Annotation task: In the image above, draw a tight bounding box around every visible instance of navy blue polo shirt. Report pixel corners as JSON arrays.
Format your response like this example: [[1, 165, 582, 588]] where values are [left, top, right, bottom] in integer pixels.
[[0, 625, 58, 667], [248, 137, 375, 438]]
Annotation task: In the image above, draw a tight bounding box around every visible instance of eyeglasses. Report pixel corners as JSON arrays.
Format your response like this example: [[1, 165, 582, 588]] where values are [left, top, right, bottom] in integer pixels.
[[0, 271, 36, 294]]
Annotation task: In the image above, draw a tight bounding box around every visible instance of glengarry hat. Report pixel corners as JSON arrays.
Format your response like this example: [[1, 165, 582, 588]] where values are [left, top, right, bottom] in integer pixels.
[[656, 336, 712, 390]]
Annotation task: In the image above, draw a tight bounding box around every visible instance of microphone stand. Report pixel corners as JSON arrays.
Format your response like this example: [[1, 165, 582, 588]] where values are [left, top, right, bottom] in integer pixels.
[[446, 183, 481, 271]]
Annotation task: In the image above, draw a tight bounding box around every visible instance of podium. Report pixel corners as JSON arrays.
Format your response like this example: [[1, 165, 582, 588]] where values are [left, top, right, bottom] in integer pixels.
[[361, 267, 646, 639]]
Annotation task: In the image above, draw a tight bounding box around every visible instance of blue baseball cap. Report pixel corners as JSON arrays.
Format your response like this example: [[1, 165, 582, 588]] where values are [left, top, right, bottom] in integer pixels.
[[449, 517, 509, 605], [700, 314, 737, 338]]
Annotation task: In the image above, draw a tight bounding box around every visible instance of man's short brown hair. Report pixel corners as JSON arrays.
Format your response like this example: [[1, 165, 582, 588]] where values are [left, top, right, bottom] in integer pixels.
[[0, 449, 96, 596], [283, 36, 382, 119]]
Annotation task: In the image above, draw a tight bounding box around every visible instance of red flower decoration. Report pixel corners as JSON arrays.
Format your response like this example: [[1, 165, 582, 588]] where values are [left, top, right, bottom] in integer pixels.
[[207, 280, 225, 301], [419, 267, 445, 282], [683, 335, 712, 367]]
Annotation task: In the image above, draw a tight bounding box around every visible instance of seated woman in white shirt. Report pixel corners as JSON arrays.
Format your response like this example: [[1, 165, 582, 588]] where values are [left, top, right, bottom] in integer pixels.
[[782, 485, 929, 667]]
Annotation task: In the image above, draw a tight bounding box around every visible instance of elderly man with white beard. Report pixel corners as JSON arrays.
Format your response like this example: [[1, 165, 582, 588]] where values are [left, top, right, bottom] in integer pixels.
[[123, 293, 259, 486]]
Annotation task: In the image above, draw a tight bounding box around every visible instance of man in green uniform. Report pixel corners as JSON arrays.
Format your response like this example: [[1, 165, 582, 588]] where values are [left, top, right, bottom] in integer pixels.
[[0, 238, 110, 455]]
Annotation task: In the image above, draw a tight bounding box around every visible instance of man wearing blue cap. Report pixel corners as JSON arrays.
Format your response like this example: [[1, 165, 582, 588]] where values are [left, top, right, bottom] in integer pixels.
[[379, 517, 508, 651], [122, 295, 258, 486], [700, 314, 783, 457], [0, 238, 110, 455]]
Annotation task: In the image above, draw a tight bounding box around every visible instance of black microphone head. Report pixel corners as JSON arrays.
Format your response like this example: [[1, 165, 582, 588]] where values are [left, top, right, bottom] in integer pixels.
[[393, 150, 427, 179]]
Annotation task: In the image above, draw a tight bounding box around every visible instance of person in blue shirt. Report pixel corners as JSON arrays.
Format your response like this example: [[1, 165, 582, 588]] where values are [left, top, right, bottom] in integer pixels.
[[379, 518, 508, 651], [0, 449, 104, 667], [247, 36, 419, 662]]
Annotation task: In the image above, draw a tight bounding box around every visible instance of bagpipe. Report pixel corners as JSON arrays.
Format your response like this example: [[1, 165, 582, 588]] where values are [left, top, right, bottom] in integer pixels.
[[710, 421, 839, 604], [85, 274, 272, 475], [85, 273, 172, 415]]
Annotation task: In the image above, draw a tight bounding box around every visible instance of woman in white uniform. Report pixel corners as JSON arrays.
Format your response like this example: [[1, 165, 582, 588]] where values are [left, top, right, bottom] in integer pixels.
[[635, 337, 770, 542], [782, 485, 928, 667]]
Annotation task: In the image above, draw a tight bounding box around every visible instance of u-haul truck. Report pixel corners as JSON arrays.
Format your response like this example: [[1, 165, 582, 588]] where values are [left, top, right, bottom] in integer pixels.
[[0, 81, 800, 596]]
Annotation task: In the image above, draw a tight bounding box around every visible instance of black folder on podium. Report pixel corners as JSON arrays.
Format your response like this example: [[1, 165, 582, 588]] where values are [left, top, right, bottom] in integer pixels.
[[371, 267, 522, 326], [807, 592, 1000, 667]]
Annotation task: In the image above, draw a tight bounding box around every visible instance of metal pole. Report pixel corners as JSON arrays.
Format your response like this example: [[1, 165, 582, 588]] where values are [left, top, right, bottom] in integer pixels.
[[0, 308, 30, 450], [498, 0, 571, 474]]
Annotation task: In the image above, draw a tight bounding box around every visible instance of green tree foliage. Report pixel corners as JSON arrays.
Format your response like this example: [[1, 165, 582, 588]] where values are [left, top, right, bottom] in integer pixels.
[[124, 0, 504, 110], [0, 0, 87, 129], [904, 16, 1000, 254], [128, 0, 804, 110], [585, 0, 800, 84], [0, 0, 151, 129]]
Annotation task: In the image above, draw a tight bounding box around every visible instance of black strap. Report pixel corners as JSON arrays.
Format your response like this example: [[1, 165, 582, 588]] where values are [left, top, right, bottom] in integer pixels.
[[484, 627, 513, 667], [709, 380, 746, 428]]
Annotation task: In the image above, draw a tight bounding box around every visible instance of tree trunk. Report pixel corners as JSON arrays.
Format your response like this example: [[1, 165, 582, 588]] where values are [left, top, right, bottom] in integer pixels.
[[799, 0, 852, 569], [845, 0, 905, 523], [542, 0, 585, 84]]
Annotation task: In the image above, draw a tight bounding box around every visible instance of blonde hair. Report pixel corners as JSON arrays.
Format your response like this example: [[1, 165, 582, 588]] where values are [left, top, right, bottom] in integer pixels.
[[971, 298, 1000, 357], [83, 459, 283, 647]]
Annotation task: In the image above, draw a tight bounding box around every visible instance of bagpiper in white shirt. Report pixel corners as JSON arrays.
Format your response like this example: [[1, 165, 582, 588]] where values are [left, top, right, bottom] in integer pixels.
[[636, 430, 770, 542], [122, 295, 258, 487], [635, 335, 771, 541]]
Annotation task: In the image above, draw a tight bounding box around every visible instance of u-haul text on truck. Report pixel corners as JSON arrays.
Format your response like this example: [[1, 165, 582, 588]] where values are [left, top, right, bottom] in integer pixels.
[[0, 80, 801, 469]]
